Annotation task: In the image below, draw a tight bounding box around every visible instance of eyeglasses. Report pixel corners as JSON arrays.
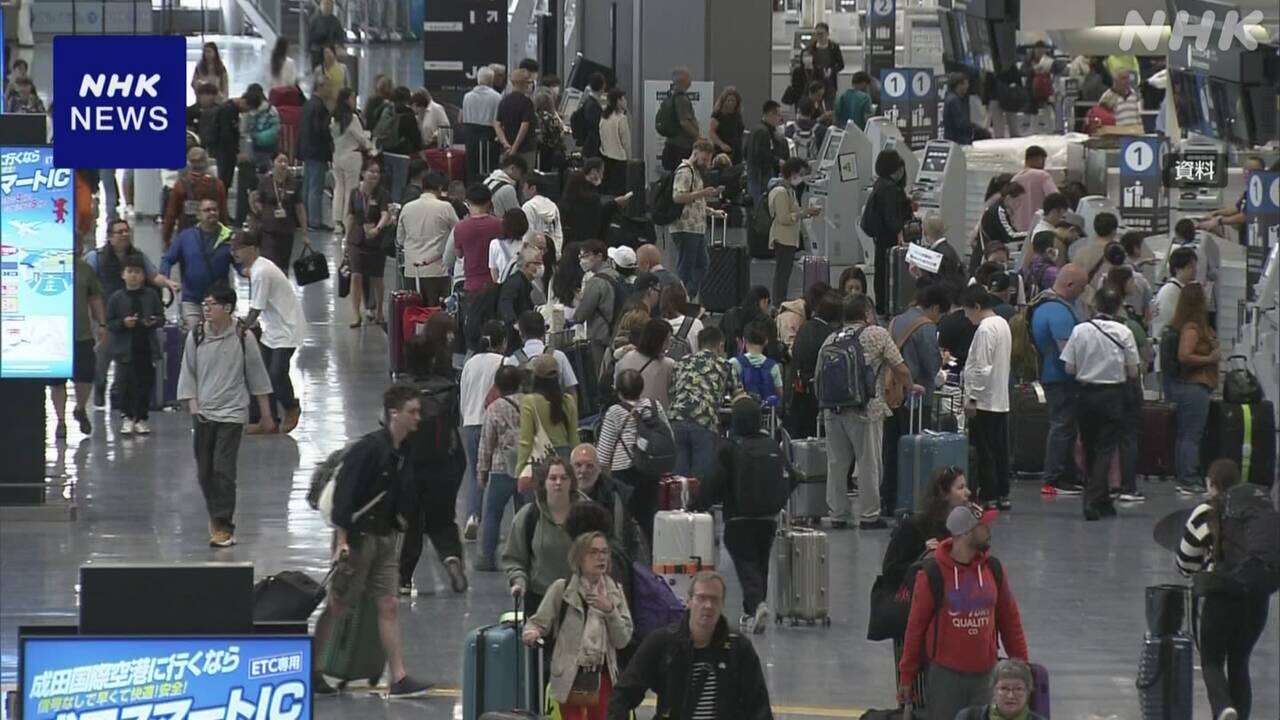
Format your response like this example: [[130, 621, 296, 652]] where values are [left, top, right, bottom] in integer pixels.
[[995, 685, 1027, 696]]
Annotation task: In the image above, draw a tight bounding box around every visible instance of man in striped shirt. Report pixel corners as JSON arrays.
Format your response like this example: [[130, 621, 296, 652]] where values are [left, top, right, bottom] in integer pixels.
[[1099, 71, 1142, 128]]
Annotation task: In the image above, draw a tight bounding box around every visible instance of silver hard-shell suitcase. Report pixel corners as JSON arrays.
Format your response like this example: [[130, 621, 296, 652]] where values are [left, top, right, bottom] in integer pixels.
[[784, 429, 828, 521], [770, 515, 830, 626]]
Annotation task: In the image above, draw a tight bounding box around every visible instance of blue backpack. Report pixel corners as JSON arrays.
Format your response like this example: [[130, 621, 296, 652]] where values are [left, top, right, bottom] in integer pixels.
[[630, 561, 686, 637], [736, 354, 780, 406]]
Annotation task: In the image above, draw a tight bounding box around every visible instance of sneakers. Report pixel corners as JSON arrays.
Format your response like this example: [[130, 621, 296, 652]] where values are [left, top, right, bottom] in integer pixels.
[[134, 420, 150, 435], [387, 675, 432, 698], [120, 419, 135, 435], [93, 388, 107, 411], [281, 406, 302, 434], [859, 518, 889, 530], [752, 603, 770, 634], [1177, 482, 1208, 496], [313, 671, 338, 696], [444, 556, 469, 593], [1217, 708, 1238, 720], [1117, 491, 1146, 502], [738, 613, 757, 634], [73, 407, 92, 435], [463, 515, 479, 541], [996, 497, 1013, 511], [399, 580, 414, 596], [1041, 482, 1083, 496], [209, 531, 236, 548]]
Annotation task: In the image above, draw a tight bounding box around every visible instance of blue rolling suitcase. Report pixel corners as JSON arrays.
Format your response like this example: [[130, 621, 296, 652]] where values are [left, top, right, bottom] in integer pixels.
[[463, 599, 543, 720], [897, 399, 967, 513]]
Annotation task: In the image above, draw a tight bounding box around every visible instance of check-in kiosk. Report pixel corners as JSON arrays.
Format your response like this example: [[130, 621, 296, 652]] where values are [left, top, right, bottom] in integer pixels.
[[910, 140, 968, 257], [806, 126, 869, 266]]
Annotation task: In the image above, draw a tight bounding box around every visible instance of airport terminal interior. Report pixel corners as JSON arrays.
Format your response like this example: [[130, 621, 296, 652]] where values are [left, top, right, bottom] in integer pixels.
[[1, 0, 1279, 718]]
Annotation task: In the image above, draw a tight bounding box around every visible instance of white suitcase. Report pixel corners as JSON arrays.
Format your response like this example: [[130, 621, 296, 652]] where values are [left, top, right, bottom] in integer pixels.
[[652, 510, 716, 570]]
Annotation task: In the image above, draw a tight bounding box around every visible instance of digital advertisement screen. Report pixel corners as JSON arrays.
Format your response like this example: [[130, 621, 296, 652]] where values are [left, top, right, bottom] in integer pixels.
[[20, 635, 313, 720], [1, 146, 76, 380]]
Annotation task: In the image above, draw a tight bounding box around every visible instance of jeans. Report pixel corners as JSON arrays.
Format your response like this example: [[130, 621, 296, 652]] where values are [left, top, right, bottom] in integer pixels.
[[461, 425, 483, 520], [969, 410, 1010, 503], [101, 169, 120, 220], [672, 231, 709, 300], [400, 465, 464, 584], [382, 152, 410, 204], [94, 339, 114, 403], [1041, 381, 1079, 486], [114, 354, 154, 422], [672, 420, 718, 480], [1118, 381, 1142, 493], [823, 409, 883, 522], [723, 518, 776, 615], [261, 345, 298, 420], [193, 417, 244, 532], [478, 472, 525, 566], [1199, 591, 1271, 720], [772, 244, 797, 308], [1077, 384, 1124, 510], [303, 160, 328, 227], [1170, 380, 1211, 485]]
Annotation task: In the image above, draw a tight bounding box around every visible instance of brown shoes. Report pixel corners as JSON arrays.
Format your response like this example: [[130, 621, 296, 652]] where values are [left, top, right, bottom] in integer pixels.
[[281, 406, 302, 434]]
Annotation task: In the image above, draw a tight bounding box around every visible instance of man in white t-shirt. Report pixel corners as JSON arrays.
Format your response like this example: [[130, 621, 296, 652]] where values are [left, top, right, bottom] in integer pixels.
[[458, 321, 510, 541], [503, 311, 579, 392], [1151, 246, 1198, 397], [232, 233, 308, 434], [960, 285, 1013, 510]]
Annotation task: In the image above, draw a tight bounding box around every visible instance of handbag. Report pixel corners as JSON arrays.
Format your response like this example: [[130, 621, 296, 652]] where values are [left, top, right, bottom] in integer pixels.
[[866, 571, 912, 642], [337, 258, 352, 298], [565, 667, 602, 707], [1222, 355, 1262, 404], [517, 409, 556, 492], [292, 245, 330, 286]]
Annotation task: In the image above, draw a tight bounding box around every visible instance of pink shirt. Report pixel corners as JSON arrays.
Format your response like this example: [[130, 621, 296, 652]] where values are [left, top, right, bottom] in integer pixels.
[[453, 214, 503, 293], [1011, 167, 1059, 233]]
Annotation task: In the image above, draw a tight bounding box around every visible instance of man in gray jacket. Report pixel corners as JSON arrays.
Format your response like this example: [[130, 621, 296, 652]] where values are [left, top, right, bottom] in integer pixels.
[[575, 240, 622, 379], [177, 283, 274, 548]]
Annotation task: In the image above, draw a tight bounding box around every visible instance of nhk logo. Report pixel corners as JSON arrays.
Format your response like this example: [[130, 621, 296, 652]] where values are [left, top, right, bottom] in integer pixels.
[[71, 73, 169, 132], [1118, 9, 1263, 52]]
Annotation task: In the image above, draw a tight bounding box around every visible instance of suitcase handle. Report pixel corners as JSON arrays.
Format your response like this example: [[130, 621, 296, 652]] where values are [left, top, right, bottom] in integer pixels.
[[707, 212, 727, 247], [908, 393, 924, 435]]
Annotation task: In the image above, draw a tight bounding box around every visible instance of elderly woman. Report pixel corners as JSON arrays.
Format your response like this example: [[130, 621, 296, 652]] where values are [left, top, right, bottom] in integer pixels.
[[522, 531, 633, 720], [954, 659, 1046, 720]]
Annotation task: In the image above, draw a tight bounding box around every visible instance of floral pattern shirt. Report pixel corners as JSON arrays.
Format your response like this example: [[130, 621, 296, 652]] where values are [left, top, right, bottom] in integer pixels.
[[670, 160, 708, 235], [668, 351, 736, 427]]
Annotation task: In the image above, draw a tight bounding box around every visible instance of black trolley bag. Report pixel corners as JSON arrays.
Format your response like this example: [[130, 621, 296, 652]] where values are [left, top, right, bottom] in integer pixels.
[[701, 213, 749, 313]]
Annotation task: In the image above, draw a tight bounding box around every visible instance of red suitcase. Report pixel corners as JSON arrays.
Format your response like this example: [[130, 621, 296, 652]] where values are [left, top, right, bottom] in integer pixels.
[[425, 146, 466, 182], [658, 476, 700, 511], [1138, 400, 1176, 478], [389, 290, 423, 376]]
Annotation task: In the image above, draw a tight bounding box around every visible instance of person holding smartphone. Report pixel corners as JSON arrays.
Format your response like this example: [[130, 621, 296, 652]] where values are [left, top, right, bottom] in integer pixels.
[[104, 254, 167, 436]]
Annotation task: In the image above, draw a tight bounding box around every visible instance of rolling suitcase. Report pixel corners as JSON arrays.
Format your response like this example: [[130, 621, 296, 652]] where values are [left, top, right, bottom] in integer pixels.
[[320, 595, 386, 688], [1029, 662, 1051, 718], [1010, 382, 1049, 476], [151, 325, 184, 411], [252, 568, 332, 622], [1202, 400, 1276, 486], [770, 516, 830, 625], [1138, 400, 1176, 478], [658, 475, 700, 511], [785, 429, 828, 521], [897, 399, 967, 513], [388, 290, 423, 376], [424, 146, 466, 181], [464, 600, 543, 720], [801, 254, 830, 293], [886, 244, 915, 316], [1136, 633, 1193, 720], [651, 510, 716, 570], [700, 215, 749, 313]]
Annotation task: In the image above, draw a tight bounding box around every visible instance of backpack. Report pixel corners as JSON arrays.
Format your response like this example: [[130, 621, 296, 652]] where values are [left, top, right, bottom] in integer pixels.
[[648, 171, 682, 226], [569, 94, 597, 144], [729, 435, 789, 516], [816, 327, 876, 411], [591, 272, 629, 337], [1222, 356, 1263, 404], [306, 445, 351, 511], [1211, 484, 1280, 595], [666, 317, 696, 361], [655, 95, 680, 138], [1031, 71, 1053, 103], [1157, 326, 1182, 381], [919, 555, 1004, 652], [736, 354, 779, 406], [630, 560, 686, 637], [1009, 295, 1068, 383], [406, 375, 461, 465], [748, 200, 776, 260], [620, 400, 677, 476], [372, 104, 403, 150], [511, 345, 555, 392]]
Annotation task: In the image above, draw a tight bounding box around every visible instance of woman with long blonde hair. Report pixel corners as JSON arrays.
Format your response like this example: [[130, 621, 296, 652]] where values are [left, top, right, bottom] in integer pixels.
[[1168, 283, 1219, 493]]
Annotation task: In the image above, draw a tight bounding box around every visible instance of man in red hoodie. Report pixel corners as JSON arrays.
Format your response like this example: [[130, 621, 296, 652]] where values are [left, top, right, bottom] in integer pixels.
[[898, 504, 1029, 720]]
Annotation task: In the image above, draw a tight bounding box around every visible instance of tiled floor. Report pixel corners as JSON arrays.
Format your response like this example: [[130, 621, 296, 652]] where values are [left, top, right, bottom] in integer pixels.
[[3, 37, 1278, 720]]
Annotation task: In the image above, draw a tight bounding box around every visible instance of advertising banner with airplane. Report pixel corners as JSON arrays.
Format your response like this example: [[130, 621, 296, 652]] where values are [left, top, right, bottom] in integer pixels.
[[1, 146, 76, 379]]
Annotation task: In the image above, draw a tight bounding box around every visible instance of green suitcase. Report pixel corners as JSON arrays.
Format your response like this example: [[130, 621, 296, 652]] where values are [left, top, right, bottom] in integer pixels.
[[321, 596, 386, 688]]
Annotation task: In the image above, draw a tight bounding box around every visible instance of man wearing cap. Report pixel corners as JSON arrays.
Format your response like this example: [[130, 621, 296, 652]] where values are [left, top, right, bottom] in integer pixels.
[[608, 245, 638, 283], [898, 504, 1029, 720]]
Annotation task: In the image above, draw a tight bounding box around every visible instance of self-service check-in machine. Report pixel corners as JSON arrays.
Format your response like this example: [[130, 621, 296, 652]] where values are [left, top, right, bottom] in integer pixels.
[[1167, 137, 1227, 226], [910, 140, 968, 257]]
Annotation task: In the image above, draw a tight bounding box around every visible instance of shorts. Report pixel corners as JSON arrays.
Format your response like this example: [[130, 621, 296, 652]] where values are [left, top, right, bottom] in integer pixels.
[[330, 531, 402, 607], [48, 339, 96, 385]]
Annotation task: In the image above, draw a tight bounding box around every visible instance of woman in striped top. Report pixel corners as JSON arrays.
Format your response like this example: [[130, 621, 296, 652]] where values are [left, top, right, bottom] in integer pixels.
[[1175, 459, 1269, 720], [597, 369, 669, 545]]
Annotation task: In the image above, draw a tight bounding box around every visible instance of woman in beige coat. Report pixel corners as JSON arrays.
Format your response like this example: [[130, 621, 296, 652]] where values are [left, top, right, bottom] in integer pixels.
[[522, 531, 632, 719], [768, 157, 820, 307]]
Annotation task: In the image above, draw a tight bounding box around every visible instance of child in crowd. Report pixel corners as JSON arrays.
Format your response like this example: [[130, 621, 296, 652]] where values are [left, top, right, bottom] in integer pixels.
[[104, 254, 165, 435], [730, 322, 783, 407]]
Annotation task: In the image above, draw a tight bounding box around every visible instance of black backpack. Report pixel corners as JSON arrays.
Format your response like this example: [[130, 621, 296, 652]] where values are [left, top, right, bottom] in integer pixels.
[[1212, 484, 1280, 595], [569, 94, 598, 145], [407, 375, 461, 465], [619, 400, 677, 476], [729, 434, 789, 516], [1158, 326, 1182, 381], [648, 171, 682, 226]]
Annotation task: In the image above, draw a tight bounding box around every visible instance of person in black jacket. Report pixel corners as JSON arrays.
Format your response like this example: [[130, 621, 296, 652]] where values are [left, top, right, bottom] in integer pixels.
[[307, 0, 344, 69], [380, 86, 426, 204], [299, 78, 334, 231], [205, 86, 243, 198], [187, 83, 222, 151], [312, 383, 433, 698], [606, 571, 773, 720], [942, 72, 989, 145], [786, 288, 842, 439], [861, 150, 915, 316], [559, 159, 630, 246], [746, 100, 789, 205], [498, 247, 543, 335], [577, 72, 606, 159], [979, 182, 1027, 264]]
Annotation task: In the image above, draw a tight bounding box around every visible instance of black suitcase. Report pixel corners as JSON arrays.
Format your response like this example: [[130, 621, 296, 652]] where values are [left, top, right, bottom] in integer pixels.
[[1202, 400, 1276, 486], [624, 159, 647, 216], [252, 569, 329, 622], [700, 216, 749, 313], [1010, 382, 1050, 477], [887, 244, 915, 316], [1136, 633, 1193, 720]]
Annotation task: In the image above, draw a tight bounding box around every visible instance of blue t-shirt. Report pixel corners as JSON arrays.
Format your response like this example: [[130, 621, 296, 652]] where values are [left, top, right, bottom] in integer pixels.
[[1030, 298, 1077, 384]]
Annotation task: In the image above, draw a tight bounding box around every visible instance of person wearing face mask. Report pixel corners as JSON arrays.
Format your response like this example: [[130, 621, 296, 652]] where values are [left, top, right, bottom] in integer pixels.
[[860, 150, 915, 316], [559, 159, 632, 247], [767, 158, 821, 306]]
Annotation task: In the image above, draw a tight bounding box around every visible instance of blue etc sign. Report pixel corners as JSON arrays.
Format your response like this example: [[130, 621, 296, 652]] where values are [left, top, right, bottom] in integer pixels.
[[53, 35, 186, 169]]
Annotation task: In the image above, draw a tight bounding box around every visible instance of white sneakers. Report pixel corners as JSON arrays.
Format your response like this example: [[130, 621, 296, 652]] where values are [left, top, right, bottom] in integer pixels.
[[119, 419, 150, 436], [1217, 709, 1238, 720], [120, 419, 134, 435]]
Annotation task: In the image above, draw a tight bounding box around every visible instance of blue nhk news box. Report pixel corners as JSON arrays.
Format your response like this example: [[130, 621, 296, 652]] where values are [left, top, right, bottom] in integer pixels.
[[20, 636, 313, 720]]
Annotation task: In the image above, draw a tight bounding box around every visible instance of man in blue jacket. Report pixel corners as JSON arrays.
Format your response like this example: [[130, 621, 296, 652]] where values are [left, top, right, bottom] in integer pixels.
[[161, 198, 236, 328], [942, 73, 990, 145]]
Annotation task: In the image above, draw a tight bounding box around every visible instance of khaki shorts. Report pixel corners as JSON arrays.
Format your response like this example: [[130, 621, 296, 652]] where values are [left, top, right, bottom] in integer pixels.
[[330, 531, 402, 607]]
